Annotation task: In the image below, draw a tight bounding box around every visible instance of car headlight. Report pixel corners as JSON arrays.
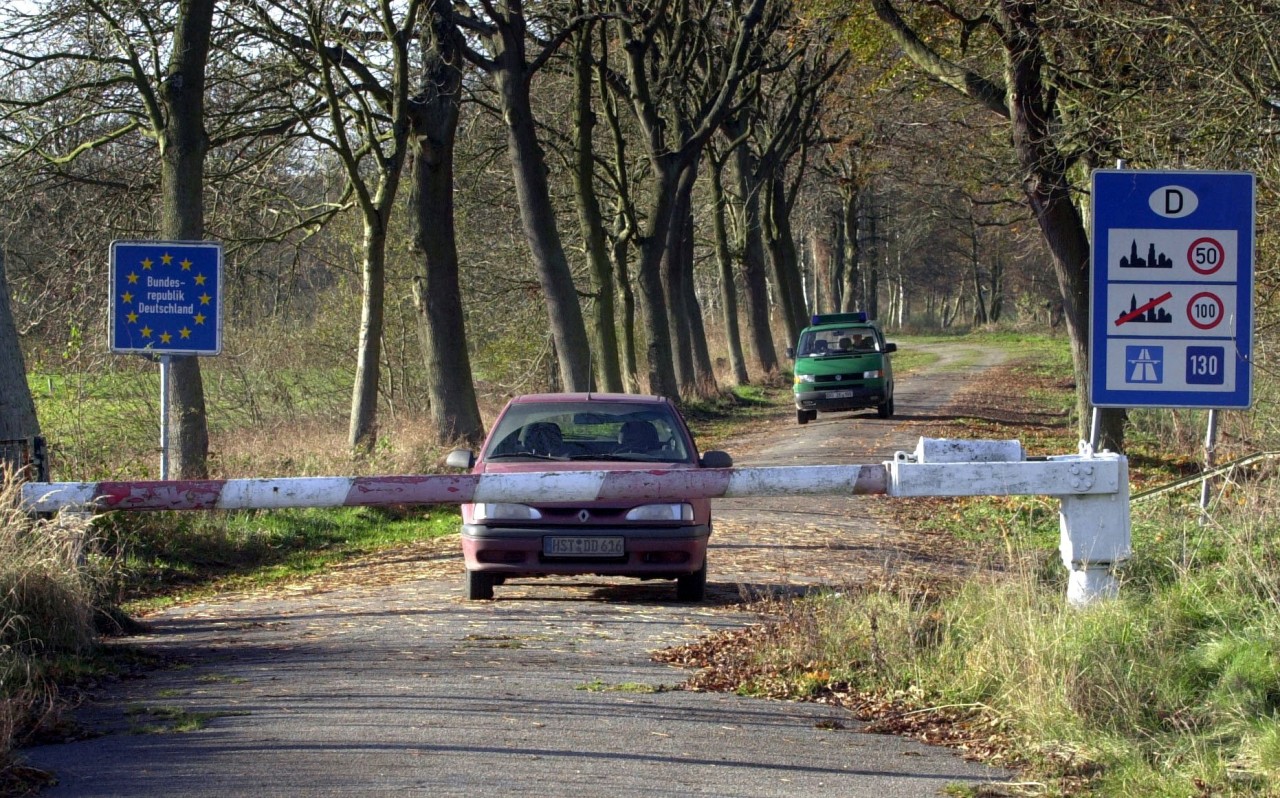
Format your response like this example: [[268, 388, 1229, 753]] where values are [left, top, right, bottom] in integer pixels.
[[862, 370, 883, 379], [473, 502, 542, 521], [795, 374, 816, 384], [625, 503, 694, 521]]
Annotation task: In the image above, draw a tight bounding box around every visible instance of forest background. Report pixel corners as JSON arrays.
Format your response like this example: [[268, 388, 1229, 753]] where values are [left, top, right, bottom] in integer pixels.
[[3, 3, 1280, 794], [1, 0, 1274, 483]]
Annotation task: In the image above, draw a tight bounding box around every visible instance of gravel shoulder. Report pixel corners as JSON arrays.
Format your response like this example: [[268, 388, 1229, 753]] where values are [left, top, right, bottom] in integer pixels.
[[21, 340, 1021, 797]]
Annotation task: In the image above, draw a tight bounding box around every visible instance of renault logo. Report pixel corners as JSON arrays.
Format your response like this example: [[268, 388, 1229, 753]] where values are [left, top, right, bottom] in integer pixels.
[[578, 510, 590, 522]]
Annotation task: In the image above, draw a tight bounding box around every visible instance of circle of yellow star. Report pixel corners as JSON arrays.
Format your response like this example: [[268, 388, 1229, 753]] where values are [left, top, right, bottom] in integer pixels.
[[199, 292, 212, 305], [141, 258, 153, 270], [121, 291, 133, 303], [126, 312, 138, 323], [140, 325, 153, 338], [162, 253, 173, 265], [194, 313, 206, 325], [127, 272, 139, 284], [180, 327, 192, 339], [160, 332, 172, 344], [194, 273, 207, 285], [180, 258, 193, 270]]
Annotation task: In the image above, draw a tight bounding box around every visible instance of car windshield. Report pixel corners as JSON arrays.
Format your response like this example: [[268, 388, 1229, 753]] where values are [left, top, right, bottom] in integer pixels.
[[796, 328, 880, 357], [484, 401, 692, 463]]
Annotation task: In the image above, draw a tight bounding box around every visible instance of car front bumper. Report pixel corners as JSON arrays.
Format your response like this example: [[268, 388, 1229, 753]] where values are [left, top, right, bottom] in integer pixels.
[[794, 385, 887, 411], [461, 523, 710, 578]]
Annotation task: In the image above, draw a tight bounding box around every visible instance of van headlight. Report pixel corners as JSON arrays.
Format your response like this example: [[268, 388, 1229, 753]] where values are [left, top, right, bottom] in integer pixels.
[[473, 503, 542, 521], [795, 374, 816, 384], [862, 370, 883, 379], [625, 503, 694, 521]]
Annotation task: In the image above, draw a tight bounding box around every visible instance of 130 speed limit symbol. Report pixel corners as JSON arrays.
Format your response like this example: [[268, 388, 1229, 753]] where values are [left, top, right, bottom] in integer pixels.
[[1187, 291, 1224, 330]]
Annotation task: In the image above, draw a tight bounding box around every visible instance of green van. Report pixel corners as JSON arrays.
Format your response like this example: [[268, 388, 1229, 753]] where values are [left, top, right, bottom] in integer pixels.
[[786, 312, 897, 424]]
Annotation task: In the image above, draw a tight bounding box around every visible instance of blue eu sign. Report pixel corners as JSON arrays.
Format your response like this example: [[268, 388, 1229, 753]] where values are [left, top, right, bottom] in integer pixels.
[[110, 241, 223, 356]]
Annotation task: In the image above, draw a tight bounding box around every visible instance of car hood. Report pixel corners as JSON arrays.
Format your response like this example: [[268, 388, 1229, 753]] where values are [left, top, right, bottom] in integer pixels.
[[478, 459, 699, 474], [794, 353, 882, 375]]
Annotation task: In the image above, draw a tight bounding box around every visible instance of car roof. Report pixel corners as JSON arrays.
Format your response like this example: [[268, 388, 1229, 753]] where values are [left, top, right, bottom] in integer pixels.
[[508, 392, 671, 406]]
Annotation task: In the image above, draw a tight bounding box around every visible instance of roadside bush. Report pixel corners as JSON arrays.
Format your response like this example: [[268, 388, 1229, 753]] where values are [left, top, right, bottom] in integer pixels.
[[1, 474, 100, 766]]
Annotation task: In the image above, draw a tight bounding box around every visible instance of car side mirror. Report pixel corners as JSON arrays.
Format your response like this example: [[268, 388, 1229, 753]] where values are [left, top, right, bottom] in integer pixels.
[[884, 342, 897, 353], [699, 450, 733, 468], [445, 448, 475, 469], [785, 346, 795, 359]]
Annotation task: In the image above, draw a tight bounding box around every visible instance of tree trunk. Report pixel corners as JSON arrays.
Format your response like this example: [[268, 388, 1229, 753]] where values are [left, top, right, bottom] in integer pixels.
[[727, 126, 777, 374], [159, 0, 214, 479], [408, 0, 484, 446], [571, 23, 623, 392], [677, 189, 718, 397], [864, 210, 880, 320], [490, 25, 591, 392], [711, 160, 749, 385], [349, 221, 386, 451], [810, 225, 836, 315], [766, 174, 808, 339], [662, 164, 697, 394], [0, 251, 40, 446], [611, 211, 640, 393], [970, 224, 988, 325], [839, 187, 861, 313], [634, 155, 682, 398], [1001, 1, 1122, 447], [870, 0, 1123, 449]]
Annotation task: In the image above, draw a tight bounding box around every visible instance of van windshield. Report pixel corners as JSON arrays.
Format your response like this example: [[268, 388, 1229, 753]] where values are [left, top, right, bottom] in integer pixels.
[[796, 329, 880, 357]]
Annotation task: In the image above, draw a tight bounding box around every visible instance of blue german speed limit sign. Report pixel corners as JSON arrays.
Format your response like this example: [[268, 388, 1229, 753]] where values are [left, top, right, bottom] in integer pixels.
[[1090, 170, 1254, 409]]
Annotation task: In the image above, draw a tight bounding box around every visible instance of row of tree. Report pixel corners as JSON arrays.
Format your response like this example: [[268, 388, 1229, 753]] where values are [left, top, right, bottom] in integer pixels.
[[1, 0, 1276, 479]]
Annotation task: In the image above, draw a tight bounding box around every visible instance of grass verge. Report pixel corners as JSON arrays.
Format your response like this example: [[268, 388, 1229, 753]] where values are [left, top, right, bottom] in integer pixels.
[[661, 337, 1280, 796], [1, 475, 103, 792]]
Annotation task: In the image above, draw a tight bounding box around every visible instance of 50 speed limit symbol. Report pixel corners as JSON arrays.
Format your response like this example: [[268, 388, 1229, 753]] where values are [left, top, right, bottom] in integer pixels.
[[1187, 291, 1224, 330], [1188, 236, 1225, 275]]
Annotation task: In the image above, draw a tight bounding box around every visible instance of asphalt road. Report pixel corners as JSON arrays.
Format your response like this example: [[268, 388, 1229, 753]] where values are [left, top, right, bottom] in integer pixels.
[[23, 341, 1014, 797]]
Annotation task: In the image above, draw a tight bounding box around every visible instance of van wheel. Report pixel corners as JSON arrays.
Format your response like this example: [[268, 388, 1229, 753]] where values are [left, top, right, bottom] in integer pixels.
[[797, 409, 809, 425], [676, 562, 707, 602], [877, 396, 895, 419], [466, 569, 495, 600]]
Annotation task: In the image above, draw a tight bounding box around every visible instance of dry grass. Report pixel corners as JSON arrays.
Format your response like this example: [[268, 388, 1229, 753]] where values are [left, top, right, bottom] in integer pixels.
[[1, 472, 101, 776]]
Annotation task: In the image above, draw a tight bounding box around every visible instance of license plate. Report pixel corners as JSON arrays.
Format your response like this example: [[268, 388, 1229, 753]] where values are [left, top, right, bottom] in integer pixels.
[[544, 536, 625, 557], [826, 390, 854, 399]]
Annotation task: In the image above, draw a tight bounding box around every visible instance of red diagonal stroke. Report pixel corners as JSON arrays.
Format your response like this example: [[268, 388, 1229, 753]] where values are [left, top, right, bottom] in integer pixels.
[[1115, 291, 1174, 326]]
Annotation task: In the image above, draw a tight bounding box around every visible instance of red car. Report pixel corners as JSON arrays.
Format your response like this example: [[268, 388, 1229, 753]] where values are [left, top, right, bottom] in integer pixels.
[[445, 393, 733, 601]]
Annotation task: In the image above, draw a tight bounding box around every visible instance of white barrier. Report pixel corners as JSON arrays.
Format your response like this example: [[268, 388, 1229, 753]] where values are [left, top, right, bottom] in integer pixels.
[[20, 438, 1129, 606]]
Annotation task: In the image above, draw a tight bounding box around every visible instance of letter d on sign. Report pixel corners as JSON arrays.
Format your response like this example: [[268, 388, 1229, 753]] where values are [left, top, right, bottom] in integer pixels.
[[1149, 185, 1198, 218]]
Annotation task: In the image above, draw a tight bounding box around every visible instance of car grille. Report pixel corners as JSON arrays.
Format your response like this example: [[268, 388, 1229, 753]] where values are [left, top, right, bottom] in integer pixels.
[[813, 373, 864, 384], [536, 506, 631, 524]]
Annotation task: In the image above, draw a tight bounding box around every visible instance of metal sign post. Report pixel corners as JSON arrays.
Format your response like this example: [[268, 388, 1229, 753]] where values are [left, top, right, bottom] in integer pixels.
[[109, 241, 223, 477]]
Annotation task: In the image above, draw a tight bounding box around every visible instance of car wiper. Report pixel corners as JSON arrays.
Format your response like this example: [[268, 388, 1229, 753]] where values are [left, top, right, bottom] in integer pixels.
[[486, 452, 566, 461], [568, 453, 644, 461]]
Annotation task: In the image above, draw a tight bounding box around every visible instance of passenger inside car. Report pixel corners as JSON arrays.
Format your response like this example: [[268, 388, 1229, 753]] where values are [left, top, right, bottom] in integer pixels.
[[522, 422, 563, 456], [616, 420, 660, 454]]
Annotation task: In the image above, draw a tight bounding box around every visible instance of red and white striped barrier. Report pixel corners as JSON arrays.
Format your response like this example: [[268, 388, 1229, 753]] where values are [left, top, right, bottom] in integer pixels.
[[18, 439, 1131, 606], [19, 465, 891, 513]]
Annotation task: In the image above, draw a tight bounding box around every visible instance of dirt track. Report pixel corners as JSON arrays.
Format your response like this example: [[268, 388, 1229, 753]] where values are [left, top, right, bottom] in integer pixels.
[[21, 341, 1017, 797]]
